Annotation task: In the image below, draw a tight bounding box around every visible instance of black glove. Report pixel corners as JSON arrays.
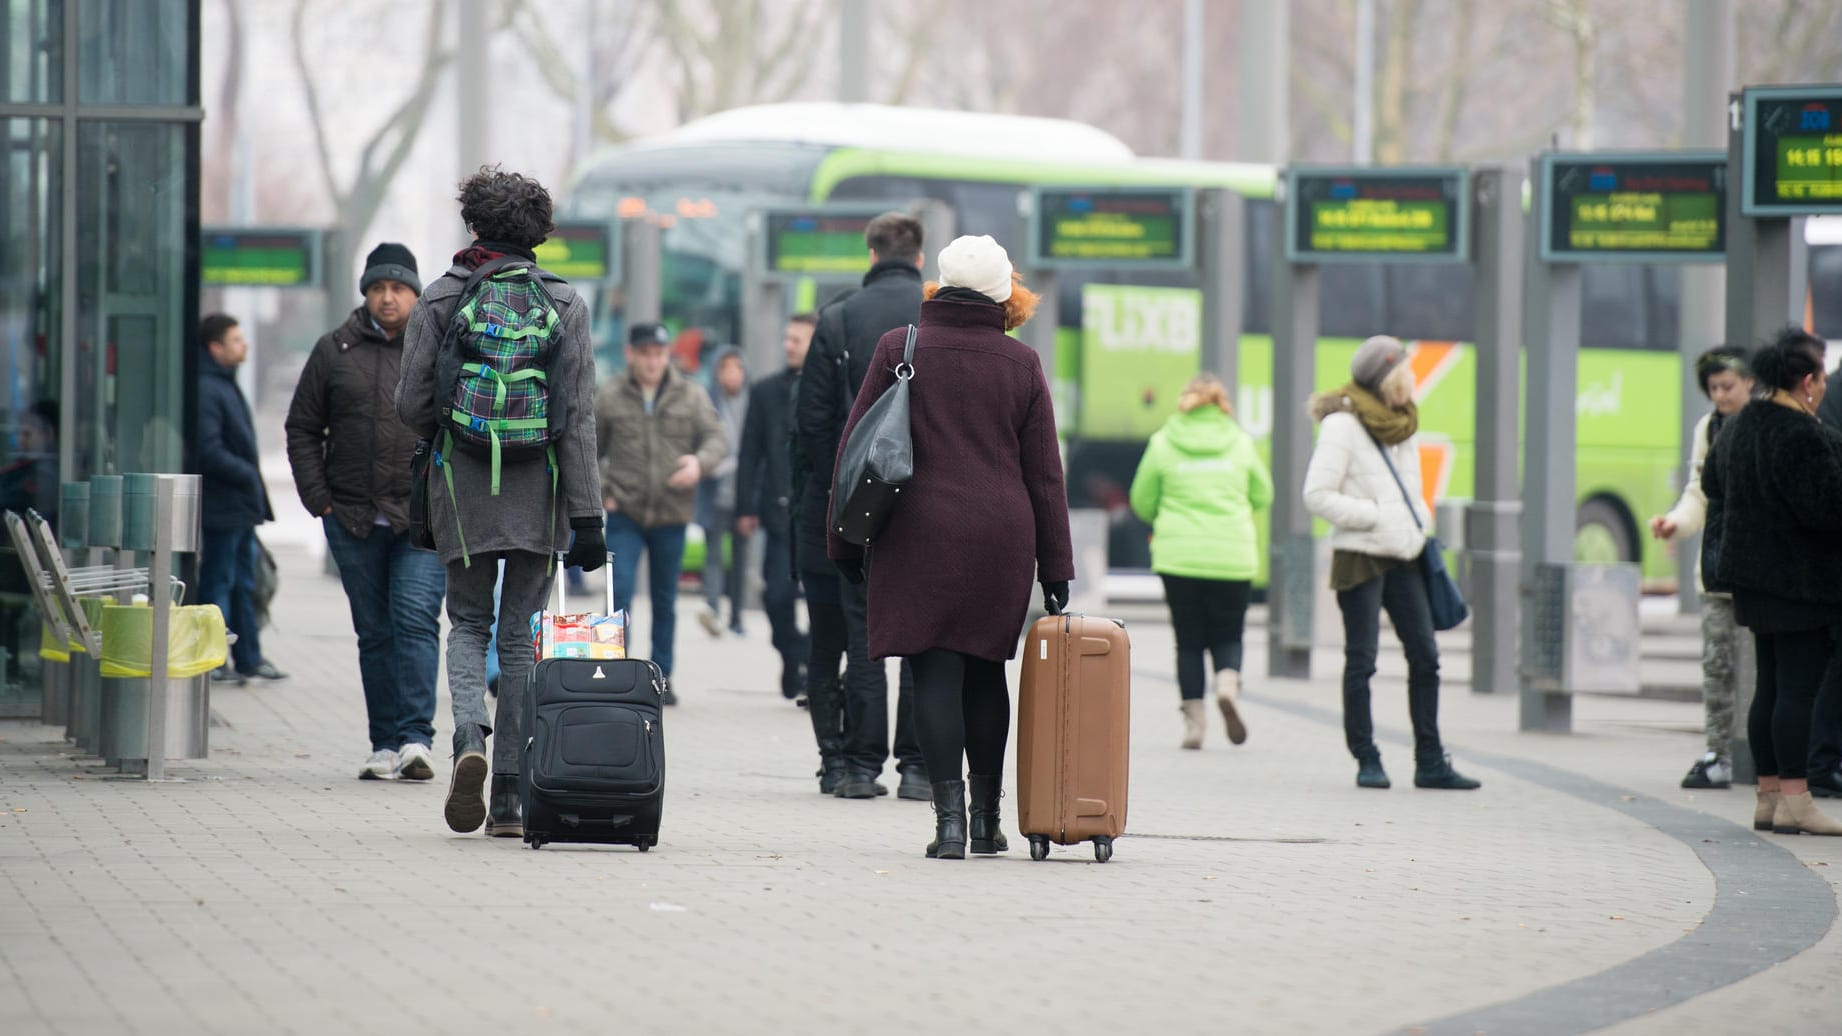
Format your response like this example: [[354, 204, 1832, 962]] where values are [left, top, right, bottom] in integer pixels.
[[835, 557, 865, 585], [1041, 580, 1069, 615], [564, 518, 607, 572]]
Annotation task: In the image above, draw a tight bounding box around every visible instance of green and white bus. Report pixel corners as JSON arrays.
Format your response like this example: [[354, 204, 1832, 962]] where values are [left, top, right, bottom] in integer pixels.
[[566, 102, 1834, 585]]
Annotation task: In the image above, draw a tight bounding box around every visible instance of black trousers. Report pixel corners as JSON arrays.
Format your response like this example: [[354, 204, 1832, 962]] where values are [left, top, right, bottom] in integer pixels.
[[1807, 652, 1842, 778], [840, 571, 921, 775], [909, 647, 1011, 783], [1159, 574, 1251, 701], [1336, 564, 1442, 761], [1750, 626, 1832, 781]]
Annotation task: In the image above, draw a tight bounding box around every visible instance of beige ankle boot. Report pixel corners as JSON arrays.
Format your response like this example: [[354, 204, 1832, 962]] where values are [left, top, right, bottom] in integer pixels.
[[1213, 669, 1247, 745], [1179, 700, 1205, 750], [1771, 791, 1842, 836], [1754, 790, 1780, 832]]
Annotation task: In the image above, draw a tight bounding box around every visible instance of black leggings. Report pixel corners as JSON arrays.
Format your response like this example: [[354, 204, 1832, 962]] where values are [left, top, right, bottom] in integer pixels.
[[909, 648, 1011, 783], [1160, 575, 1251, 701], [1749, 626, 1833, 781]]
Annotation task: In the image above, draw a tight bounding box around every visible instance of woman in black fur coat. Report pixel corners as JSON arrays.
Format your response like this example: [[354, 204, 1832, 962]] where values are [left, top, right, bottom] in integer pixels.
[[1702, 328, 1842, 836]]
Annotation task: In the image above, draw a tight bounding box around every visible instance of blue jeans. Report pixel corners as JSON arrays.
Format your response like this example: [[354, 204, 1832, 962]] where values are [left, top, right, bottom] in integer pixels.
[[323, 519, 447, 751], [605, 513, 686, 677], [199, 525, 261, 672]]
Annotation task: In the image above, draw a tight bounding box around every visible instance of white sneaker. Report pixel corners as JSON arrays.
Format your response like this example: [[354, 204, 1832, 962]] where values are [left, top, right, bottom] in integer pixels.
[[397, 743, 435, 781], [698, 608, 723, 638], [358, 748, 399, 781]]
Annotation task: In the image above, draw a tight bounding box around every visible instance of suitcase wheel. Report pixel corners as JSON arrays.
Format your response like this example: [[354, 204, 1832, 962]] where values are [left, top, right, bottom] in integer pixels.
[[636, 838, 651, 853], [1028, 835, 1050, 861], [1093, 837, 1113, 864]]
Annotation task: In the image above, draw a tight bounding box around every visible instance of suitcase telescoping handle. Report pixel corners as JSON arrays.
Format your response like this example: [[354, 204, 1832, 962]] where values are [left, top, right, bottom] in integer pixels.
[[554, 550, 617, 614]]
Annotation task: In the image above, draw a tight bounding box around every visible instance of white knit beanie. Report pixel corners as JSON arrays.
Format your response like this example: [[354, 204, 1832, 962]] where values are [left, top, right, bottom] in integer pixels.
[[937, 234, 1013, 303]]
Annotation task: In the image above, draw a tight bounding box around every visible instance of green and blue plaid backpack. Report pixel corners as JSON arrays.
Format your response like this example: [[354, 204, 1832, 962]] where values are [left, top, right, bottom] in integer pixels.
[[433, 256, 566, 563]]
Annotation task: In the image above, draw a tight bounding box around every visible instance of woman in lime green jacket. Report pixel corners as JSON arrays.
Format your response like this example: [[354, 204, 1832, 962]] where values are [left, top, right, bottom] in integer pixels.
[[1129, 374, 1274, 750]]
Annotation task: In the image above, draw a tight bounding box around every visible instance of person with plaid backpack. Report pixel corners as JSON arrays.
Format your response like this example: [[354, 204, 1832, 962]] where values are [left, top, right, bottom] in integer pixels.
[[396, 166, 607, 837]]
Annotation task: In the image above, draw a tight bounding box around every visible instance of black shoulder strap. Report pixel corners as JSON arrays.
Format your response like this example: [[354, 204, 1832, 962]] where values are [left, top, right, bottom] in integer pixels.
[[1367, 433, 1425, 532], [902, 324, 917, 366]]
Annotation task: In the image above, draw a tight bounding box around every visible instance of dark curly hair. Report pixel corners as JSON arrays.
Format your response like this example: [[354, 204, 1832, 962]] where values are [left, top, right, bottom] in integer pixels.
[[457, 165, 555, 250], [1749, 326, 1825, 392]]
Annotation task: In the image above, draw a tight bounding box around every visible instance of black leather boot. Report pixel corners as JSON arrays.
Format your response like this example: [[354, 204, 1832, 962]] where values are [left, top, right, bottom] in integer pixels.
[[926, 780, 968, 860], [484, 775, 523, 837], [817, 738, 848, 795], [1355, 747, 1391, 789], [968, 774, 1009, 854]]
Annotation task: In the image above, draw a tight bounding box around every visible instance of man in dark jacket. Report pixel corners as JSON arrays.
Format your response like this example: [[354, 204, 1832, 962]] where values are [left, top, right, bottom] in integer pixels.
[[1808, 366, 1842, 796], [737, 313, 816, 700], [197, 313, 284, 684], [286, 243, 446, 783], [793, 213, 927, 800]]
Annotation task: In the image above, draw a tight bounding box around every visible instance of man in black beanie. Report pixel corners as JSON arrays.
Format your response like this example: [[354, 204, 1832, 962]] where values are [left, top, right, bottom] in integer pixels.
[[286, 242, 447, 782]]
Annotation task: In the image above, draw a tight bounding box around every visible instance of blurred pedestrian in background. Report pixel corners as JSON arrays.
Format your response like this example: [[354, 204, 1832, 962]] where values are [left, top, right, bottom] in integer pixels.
[[736, 314, 816, 700], [829, 234, 1073, 859], [1304, 335, 1479, 792], [1648, 345, 1753, 791], [596, 322, 727, 707], [1702, 328, 1842, 837], [197, 313, 286, 686], [286, 242, 445, 782], [1130, 372, 1272, 750], [698, 345, 750, 639]]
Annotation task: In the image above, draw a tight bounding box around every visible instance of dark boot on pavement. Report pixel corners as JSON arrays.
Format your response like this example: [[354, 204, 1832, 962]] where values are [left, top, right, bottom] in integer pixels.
[[897, 766, 930, 801], [834, 771, 886, 799], [484, 775, 523, 838], [817, 737, 848, 795], [445, 724, 490, 833], [926, 780, 968, 860], [1806, 768, 1842, 799], [1414, 752, 1482, 790], [1355, 748, 1391, 789], [968, 774, 1008, 854]]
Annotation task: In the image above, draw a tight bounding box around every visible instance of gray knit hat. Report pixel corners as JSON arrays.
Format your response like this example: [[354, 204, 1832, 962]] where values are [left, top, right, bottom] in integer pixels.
[[359, 242, 421, 296], [1351, 335, 1408, 390]]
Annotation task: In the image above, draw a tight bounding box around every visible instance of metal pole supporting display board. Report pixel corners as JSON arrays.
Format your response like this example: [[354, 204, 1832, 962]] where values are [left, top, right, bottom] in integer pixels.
[[1520, 156, 1580, 733], [1267, 202, 1317, 679], [1197, 188, 1247, 395], [622, 218, 663, 328], [1465, 165, 1524, 697]]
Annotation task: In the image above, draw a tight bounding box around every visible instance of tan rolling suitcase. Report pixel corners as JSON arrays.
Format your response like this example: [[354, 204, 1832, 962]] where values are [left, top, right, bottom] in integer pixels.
[[1016, 609, 1130, 862]]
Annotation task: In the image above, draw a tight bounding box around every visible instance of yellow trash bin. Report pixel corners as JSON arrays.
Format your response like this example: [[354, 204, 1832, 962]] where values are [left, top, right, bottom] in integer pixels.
[[96, 603, 226, 764]]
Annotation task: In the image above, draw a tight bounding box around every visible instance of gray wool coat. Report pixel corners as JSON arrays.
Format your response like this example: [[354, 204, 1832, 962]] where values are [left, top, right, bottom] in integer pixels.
[[395, 261, 602, 567]]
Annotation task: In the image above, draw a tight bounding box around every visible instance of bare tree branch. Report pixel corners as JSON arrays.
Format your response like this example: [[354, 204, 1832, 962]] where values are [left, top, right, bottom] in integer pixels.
[[288, 0, 345, 209]]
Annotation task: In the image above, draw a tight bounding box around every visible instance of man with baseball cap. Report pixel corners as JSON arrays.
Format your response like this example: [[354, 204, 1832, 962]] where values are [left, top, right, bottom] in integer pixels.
[[595, 322, 727, 705], [286, 242, 447, 782]]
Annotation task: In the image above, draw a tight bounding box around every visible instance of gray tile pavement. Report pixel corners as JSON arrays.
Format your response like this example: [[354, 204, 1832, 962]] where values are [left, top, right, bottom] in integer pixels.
[[2, 539, 1838, 1036]]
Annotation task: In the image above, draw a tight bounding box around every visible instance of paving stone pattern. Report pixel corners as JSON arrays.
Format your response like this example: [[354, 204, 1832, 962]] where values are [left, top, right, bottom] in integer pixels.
[[2, 542, 1838, 1036]]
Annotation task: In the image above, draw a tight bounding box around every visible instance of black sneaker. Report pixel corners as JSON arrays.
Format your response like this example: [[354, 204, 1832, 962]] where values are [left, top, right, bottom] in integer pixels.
[[659, 679, 678, 707], [1680, 752, 1733, 790], [1356, 752, 1391, 789], [444, 725, 489, 833], [210, 664, 246, 685], [1414, 753, 1482, 790]]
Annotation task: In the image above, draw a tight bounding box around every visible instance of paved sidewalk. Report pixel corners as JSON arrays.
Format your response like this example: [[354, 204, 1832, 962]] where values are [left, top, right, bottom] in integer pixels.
[[2, 540, 1838, 1036]]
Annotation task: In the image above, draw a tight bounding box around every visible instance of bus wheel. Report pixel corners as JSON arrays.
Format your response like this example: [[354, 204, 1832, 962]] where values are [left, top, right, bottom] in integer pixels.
[[1574, 497, 1636, 564]]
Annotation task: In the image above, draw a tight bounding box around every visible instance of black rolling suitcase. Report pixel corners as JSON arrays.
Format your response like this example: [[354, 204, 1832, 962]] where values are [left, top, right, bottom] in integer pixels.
[[520, 556, 666, 851]]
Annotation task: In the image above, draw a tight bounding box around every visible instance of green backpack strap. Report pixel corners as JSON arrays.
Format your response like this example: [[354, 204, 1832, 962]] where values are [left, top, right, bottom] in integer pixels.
[[437, 430, 471, 568], [452, 363, 548, 495]]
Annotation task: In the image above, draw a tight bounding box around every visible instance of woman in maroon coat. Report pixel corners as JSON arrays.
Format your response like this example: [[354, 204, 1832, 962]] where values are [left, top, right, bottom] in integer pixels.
[[829, 234, 1075, 860]]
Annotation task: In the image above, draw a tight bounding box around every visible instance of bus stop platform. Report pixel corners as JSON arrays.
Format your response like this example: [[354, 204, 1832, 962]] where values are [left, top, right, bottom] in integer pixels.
[[2, 539, 1838, 1036]]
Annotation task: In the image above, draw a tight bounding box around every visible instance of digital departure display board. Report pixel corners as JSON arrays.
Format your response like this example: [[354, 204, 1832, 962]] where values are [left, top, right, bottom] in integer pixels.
[[1030, 187, 1193, 268], [760, 209, 880, 277], [1284, 167, 1468, 262], [1538, 151, 1726, 262], [534, 221, 618, 281], [200, 228, 321, 287], [1742, 85, 1842, 216]]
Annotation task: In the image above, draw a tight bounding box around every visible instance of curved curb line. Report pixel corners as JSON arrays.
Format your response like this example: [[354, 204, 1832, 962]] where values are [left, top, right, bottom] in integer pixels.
[[1238, 688, 1837, 1036]]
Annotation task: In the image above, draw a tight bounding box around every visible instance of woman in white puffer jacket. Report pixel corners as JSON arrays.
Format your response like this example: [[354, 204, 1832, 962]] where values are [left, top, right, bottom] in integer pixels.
[[1303, 335, 1480, 792]]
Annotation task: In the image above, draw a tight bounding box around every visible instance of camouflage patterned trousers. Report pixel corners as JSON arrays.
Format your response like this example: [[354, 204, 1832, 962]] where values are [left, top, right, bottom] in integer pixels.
[[1700, 593, 1739, 758]]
